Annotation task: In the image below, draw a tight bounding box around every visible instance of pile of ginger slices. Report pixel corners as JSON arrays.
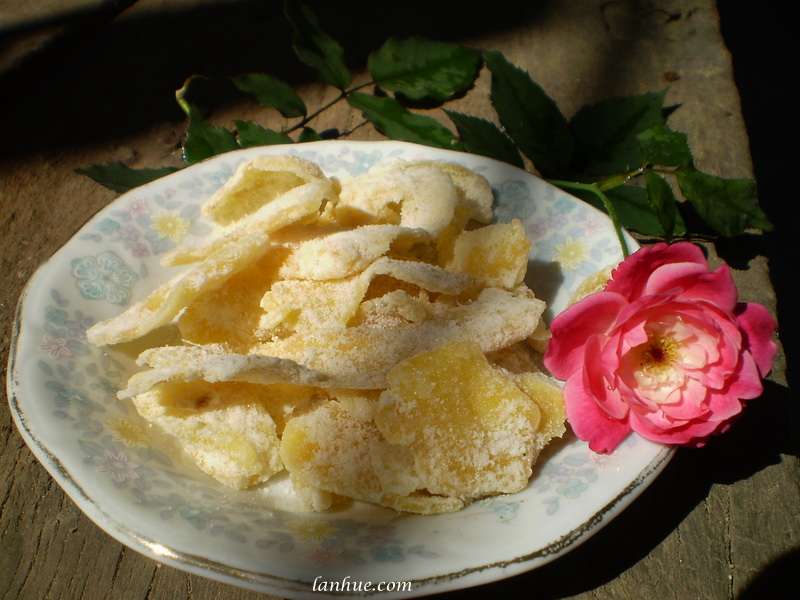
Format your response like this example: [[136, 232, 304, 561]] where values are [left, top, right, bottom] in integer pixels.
[[87, 154, 566, 515]]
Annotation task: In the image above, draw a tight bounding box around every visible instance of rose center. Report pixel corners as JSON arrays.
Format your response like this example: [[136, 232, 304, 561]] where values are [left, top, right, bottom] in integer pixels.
[[640, 333, 679, 373]]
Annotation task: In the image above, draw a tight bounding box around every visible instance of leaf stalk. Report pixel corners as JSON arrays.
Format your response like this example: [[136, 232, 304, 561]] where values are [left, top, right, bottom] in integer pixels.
[[548, 179, 631, 258]]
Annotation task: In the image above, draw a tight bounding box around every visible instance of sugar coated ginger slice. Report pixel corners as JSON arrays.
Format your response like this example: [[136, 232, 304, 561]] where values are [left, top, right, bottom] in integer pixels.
[[280, 401, 464, 514], [276, 224, 432, 281], [374, 339, 543, 500], [178, 248, 289, 352], [118, 343, 330, 399], [254, 286, 546, 389], [202, 154, 327, 227], [162, 178, 332, 266], [446, 219, 531, 289], [132, 380, 283, 489], [257, 256, 479, 337], [396, 160, 494, 225], [334, 162, 458, 236], [86, 232, 271, 347], [508, 371, 566, 446]]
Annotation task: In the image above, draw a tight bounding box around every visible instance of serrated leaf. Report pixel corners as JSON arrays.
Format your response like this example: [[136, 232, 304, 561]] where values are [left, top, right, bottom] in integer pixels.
[[570, 90, 667, 175], [570, 183, 685, 237], [644, 171, 680, 239], [346, 92, 462, 150], [368, 37, 481, 102], [637, 123, 692, 167], [284, 0, 351, 90], [183, 103, 239, 165], [484, 50, 573, 176], [76, 163, 180, 193], [231, 73, 306, 118], [444, 110, 524, 168], [234, 120, 294, 148], [675, 164, 772, 236], [298, 127, 322, 143]]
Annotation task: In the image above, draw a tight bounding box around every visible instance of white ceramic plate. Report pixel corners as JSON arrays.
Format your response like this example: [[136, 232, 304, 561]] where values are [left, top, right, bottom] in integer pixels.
[[8, 141, 672, 599]]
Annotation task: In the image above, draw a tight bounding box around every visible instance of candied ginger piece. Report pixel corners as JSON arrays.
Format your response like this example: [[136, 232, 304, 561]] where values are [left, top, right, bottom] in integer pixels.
[[162, 179, 332, 266], [118, 343, 330, 399], [255, 286, 546, 389], [290, 473, 333, 512], [397, 164, 458, 235], [258, 257, 479, 337], [133, 380, 283, 489], [349, 289, 428, 328], [280, 401, 463, 514], [569, 265, 615, 305], [508, 371, 566, 446], [202, 155, 327, 227], [397, 160, 494, 225], [334, 162, 458, 236], [375, 340, 542, 500], [86, 232, 271, 347], [276, 224, 431, 281], [334, 162, 408, 226], [178, 248, 289, 352], [447, 219, 531, 289]]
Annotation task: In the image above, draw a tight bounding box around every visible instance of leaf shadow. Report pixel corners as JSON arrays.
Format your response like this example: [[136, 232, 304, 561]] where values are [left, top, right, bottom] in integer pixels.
[[0, 0, 556, 161]]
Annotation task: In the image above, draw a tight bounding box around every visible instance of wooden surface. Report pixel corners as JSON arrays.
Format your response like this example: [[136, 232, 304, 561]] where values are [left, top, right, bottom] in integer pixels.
[[2, 1, 798, 598]]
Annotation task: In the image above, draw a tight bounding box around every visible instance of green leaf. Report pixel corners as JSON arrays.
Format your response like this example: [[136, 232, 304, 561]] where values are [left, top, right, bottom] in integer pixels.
[[368, 37, 481, 102], [444, 110, 524, 168], [234, 120, 294, 147], [570, 182, 684, 237], [644, 171, 680, 239], [637, 123, 692, 167], [570, 90, 667, 175], [76, 163, 180, 193], [346, 92, 462, 150], [231, 73, 306, 118], [484, 50, 573, 176], [182, 103, 239, 165], [675, 164, 772, 236], [298, 127, 323, 143], [284, 0, 351, 90]]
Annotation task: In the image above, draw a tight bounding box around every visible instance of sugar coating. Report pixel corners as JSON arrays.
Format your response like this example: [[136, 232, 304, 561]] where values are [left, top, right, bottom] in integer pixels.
[[276, 224, 431, 280], [254, 286, 546, 389], [202, 154, 328, 227], [162, 179, 332, 266], [447, 219, 531, 289], [375, 340, 542, 500], [86, 232, 272, 346], [280, 401, 464, 514], [86, 155, 566, 514], [257, 256, 481, 338], [119, 343, 330, 399], [133, 380, 284, 489]]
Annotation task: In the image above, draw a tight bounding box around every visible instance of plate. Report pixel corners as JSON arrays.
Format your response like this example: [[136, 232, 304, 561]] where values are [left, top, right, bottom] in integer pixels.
[[8, 140, 673, 598]]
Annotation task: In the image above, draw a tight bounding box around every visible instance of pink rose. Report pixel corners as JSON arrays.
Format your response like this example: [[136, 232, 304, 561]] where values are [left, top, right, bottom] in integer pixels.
[[543, 242, 777, 453]]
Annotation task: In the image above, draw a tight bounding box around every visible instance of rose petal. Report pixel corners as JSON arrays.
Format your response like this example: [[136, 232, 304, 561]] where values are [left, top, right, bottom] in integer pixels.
[[628, 408, 726, 447], [607, 242, 707, 299], [563, 375, 631, 453], [544, 291, 628, 379], [726, 350, 765, 401], [734, 302, 778, 376], [672, 265, 739, 311]]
